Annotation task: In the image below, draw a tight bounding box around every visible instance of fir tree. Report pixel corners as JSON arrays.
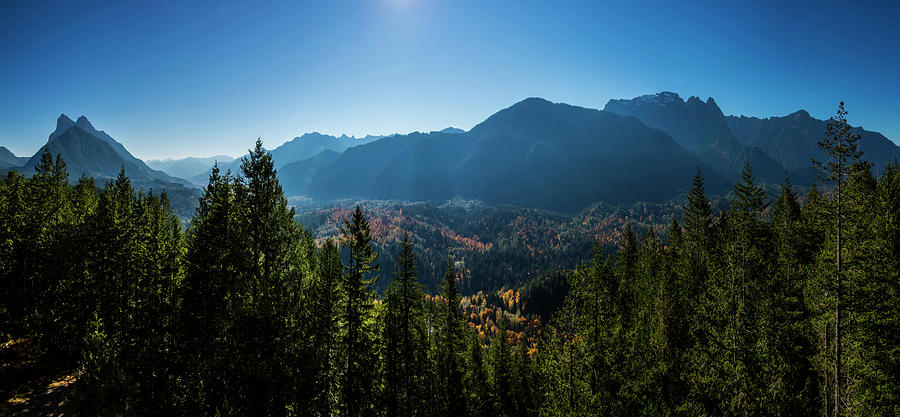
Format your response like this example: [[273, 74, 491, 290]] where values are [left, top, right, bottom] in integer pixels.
[[811, 102, 863, 416], [340, 205, 380, 417], [382, 232, 426, 416], [440, 258, 467, 417]]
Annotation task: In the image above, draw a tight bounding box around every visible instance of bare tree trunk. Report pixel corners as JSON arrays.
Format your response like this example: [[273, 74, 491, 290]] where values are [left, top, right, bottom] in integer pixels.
[[824, 323, 831, 417], [834, 171, 843, 417]]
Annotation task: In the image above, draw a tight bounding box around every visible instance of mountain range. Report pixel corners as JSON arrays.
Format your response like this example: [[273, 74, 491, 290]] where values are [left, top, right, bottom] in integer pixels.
[[726, 109, 900, 174], [604, 92, 787, 183], [3, 92, 897, 214], [298, 98, 716, 212], [147, 155, 236, 179], [186, 132, 389, 185]]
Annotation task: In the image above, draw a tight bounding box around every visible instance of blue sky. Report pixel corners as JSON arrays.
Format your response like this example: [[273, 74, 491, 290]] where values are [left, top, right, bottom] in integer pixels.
[[1, 0, 898, 159]]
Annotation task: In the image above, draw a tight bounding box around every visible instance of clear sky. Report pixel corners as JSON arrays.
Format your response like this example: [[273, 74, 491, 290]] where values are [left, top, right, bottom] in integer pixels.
[[1, 0, 898, 160]]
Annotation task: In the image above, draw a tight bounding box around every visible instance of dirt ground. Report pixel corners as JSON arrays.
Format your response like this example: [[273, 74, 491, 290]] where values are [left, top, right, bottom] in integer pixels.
[[0, 338, 75, 416]]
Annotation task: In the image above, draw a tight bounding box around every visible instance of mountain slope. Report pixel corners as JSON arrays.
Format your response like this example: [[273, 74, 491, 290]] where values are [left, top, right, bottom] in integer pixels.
[[147, 155, 235, 179], [604, 92, 786, 182], [0, 146, 28, 170], [49, 114, 135, 162], [272, 132, 384, 166], [22, 115, 192, 186], [434, 127, 466, 135], [455, 98, 721, 209], [280, 150, 342, 196], [23, 125, 150, 181], [190, 132, 385, 184], [303, 98, 722, 211], [727, 110, 900, 174]]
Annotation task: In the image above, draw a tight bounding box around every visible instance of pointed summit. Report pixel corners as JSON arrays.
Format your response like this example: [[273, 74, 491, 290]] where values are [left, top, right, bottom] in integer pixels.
[[57, 113, 75, 131], [26, 113, 192, 187], [50, 114, 77, 142], [704, 97, 723, 114], [76, 115, 96, 132]]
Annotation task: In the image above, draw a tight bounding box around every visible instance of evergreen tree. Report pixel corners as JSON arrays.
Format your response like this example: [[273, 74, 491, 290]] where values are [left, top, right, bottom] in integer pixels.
[[683, 167, 713, 249], [676, 168, 715, 412], [236, 139, 308, 415], [300, 237, 342, 416], [381, 232, 427, 416], [696, 162, 770, 415], [7, 135, 900, 417], [629, 229, 671, 415], [26, 149, 74, 359], [0, 171, 28, 337], [340, 205, 380, 417], [440, 258, 467, 416], [179, 164, 248, 414], [768, 176, 819, 415], [464, 332, 493, 417], [490, 314, 515, 416], [811, 102, 863, 416], [853, 161, 900, 412]]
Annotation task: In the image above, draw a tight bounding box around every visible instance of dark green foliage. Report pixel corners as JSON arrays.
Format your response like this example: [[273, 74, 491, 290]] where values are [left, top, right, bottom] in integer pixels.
[[537, 147, 899, 415], [381, 233, 428, 416], [300, 237, 342, 416], [811, 102, 863, 417], [177, 139, 313, 415], [4, 134, 899, 417], [518, 271, 570, 322], [439, 258, 467, 416], [341, 204, 381, 417]]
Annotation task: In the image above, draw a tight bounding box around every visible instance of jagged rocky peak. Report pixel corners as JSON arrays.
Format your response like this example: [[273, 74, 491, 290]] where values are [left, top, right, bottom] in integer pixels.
[[56, 113, 75, 130], [704, 97, 723, 114], [686, 95, 704, 105], [75, 115, 96, 131], [49, 114, 77, 141], [630, 91, 682, 106]]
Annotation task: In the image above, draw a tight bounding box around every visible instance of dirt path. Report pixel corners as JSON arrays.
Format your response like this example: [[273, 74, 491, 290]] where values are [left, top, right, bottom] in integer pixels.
[[0, 338, 75, 416]]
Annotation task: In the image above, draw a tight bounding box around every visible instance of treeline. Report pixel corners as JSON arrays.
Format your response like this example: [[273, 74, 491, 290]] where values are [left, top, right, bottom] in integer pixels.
[[0, 141, 540, 416], [537, 105, 899, 416], [542, 162, 899, 415], [1, 104, 898, 416]]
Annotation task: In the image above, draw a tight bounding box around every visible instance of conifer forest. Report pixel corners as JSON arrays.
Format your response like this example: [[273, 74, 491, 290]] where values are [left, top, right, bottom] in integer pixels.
[[1, 103, 898, 416]]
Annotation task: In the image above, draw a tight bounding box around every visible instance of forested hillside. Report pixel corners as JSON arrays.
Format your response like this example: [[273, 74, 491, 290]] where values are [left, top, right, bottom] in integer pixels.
[[295, 198, 699, 293], [3, 103, 899, 416]]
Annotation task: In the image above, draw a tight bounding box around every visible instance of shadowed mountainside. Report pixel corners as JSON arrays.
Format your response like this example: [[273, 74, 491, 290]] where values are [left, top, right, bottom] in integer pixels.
[[726, 109, 900, 175], [604, 92, 787, 183], [302, 98, 724, 211]]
